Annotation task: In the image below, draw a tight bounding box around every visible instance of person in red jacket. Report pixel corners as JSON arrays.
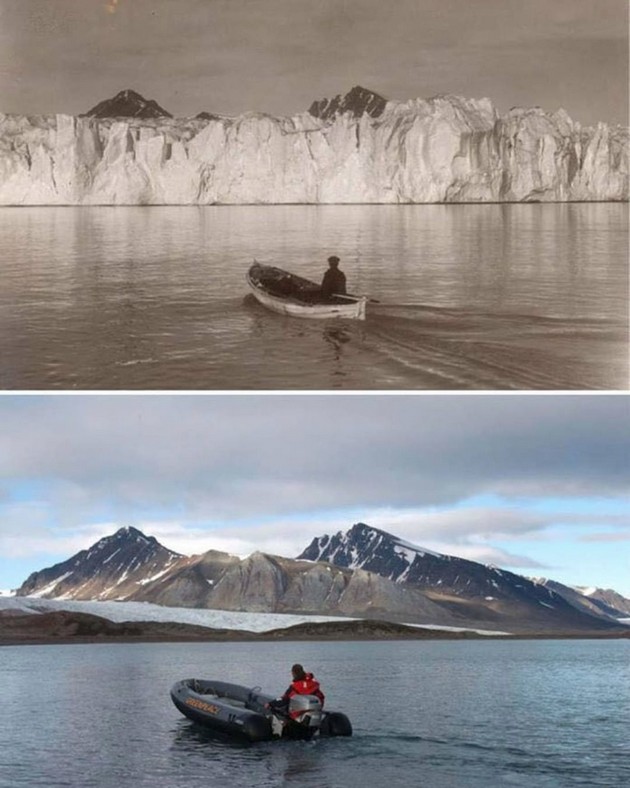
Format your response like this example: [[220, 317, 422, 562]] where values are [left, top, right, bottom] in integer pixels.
[[267, 664, 325, 723], [281, 664, 325, 709]]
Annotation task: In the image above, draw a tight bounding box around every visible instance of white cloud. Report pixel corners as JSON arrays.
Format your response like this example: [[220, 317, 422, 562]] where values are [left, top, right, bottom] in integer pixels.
[[54, 504, 572, 567], [579, 532, 630, 543], [1, 395, 627, 522], [0, 395, 627, 574]]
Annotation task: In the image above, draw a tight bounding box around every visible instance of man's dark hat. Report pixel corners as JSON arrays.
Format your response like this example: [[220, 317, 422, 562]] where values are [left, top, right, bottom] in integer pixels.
[[328, 255, 340, 265]]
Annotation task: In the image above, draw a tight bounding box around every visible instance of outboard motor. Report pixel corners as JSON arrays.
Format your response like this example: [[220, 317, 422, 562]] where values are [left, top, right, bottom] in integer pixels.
[[288, 694, 323, 730]]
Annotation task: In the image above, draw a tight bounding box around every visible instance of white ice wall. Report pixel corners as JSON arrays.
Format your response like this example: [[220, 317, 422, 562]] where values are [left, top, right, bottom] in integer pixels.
[[0, 95, 627, 205]]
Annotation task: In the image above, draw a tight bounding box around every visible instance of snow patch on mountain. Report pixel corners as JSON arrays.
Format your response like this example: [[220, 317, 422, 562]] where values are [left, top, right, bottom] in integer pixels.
[[395, 538, 443, 560], [299, 522, 448, 573], [28, 572, 74, 598], [136, 563, 178, 586], [16, 525, 184, 601]]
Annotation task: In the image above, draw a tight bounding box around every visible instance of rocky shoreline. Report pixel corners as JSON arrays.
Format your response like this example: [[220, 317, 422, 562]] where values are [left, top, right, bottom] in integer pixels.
[[1, 610, 628, 646]]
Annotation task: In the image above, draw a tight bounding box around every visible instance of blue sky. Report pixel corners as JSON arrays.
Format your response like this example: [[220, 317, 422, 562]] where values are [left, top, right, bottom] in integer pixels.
[[0, 394, 628, 596]]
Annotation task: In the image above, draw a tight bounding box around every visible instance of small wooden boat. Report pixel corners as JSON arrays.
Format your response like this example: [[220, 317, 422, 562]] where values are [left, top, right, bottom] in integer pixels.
[[170, 678, 353, 742], [246, 262, 368, 320]]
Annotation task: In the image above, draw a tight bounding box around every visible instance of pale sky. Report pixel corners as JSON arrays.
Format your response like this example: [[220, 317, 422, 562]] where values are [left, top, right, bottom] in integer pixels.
[[0, 394, 628, 597], [0, 0, 627, 125]]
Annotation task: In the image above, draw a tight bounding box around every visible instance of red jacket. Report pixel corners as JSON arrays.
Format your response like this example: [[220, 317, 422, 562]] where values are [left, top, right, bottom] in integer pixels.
[[282, 673, 325, 707]]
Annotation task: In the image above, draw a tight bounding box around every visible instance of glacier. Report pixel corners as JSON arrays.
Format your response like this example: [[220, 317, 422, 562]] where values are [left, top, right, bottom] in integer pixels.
[[0, 93, 627, 205], [0, 595, 511, 635]]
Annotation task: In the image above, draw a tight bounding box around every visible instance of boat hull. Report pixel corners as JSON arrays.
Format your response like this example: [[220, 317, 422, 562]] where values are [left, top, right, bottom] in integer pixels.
[[246, 263, 367, 320], [170, 678, 352, 742]]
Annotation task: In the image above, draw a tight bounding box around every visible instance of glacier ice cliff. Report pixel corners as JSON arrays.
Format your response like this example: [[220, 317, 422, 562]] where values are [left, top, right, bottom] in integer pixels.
[[0, 93, 627, 204]]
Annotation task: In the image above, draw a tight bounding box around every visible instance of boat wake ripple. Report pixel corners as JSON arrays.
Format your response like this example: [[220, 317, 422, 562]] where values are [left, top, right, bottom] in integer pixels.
[[362, 305, 627, 390]]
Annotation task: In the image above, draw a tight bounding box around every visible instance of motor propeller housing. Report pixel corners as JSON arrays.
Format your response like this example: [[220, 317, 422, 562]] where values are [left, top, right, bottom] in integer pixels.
[[288, 694, 323, 729]]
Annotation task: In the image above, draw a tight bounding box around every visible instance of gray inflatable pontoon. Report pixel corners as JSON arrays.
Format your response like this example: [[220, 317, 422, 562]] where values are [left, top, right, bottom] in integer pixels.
[[171, 678, 352, 742]]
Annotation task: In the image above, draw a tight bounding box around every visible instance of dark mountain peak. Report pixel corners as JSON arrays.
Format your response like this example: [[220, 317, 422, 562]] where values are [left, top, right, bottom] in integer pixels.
[[92, 526, 178, 559], [82, 89, 173, 119], [298, 522, 441, 572], [296, 522, 627, 631], [308, 86, 387, 121], [111, 525, 156, 543], [347, 522, 388, 539], [16, 526, 182, 600], [87, 525, 158, 553], [348, 85, 384, 102], [115, 89, 145, 103], [195, 111, 220, 121], [348, 521, 371, 532]]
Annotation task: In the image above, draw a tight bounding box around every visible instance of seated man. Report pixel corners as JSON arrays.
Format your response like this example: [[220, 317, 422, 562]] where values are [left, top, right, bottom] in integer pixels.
[[269, 663, 325, 719], [321, 256, 346, 300]]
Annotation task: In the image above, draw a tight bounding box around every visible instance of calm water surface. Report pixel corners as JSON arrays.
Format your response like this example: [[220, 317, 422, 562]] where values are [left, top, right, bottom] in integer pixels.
[[0, 204, 627, 389], [1, 640, 629, 787]]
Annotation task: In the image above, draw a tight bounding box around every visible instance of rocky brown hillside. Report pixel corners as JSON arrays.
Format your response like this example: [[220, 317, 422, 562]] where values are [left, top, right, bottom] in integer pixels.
[[15, 525, 629, 634]]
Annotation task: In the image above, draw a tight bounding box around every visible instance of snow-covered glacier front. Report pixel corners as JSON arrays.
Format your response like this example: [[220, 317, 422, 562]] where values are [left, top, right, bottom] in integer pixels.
[[0, 87, 627, 204]]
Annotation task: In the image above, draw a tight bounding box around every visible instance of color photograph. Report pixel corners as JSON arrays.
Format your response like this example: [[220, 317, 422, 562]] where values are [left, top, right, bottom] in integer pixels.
[[1, 1, 628, 787], [1, 393, 629, 786]]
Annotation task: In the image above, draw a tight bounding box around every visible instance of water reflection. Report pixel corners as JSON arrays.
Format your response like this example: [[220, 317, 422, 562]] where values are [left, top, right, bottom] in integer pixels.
[[2, 641, 629, 787], [0, 204, 626, 390], [169, 719, 339, 787], [170, 719, 255, 751]]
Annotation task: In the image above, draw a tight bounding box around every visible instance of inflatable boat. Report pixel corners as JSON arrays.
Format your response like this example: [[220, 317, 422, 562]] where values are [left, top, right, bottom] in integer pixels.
[[246, 262, 368, 320], [170, 678, 353, 742]]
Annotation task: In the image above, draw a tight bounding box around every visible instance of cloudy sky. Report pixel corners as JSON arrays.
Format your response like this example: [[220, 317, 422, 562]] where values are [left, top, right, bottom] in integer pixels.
[[0, 0, 627, 125], [0, 394, 628, 595]]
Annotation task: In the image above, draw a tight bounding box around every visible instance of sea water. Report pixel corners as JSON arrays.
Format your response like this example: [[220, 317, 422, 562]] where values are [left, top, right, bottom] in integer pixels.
[[1, 639, 629, 787], [0, 203, 627, 389]]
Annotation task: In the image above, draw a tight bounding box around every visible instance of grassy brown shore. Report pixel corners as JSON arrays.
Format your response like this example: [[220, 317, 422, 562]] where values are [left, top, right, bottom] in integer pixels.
[[1, 609, 628, 646]]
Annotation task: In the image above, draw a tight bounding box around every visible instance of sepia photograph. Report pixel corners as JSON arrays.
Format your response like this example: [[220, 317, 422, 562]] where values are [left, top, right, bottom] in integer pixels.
[[0, 0, 627, 389]]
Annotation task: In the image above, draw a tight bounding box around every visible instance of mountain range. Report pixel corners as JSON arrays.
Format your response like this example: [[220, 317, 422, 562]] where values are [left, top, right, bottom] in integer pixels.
[[0, 86, 626, 204], [14, 524, 630, 634], [82, 89, 173, 120], [80, 86, 391, 123]]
